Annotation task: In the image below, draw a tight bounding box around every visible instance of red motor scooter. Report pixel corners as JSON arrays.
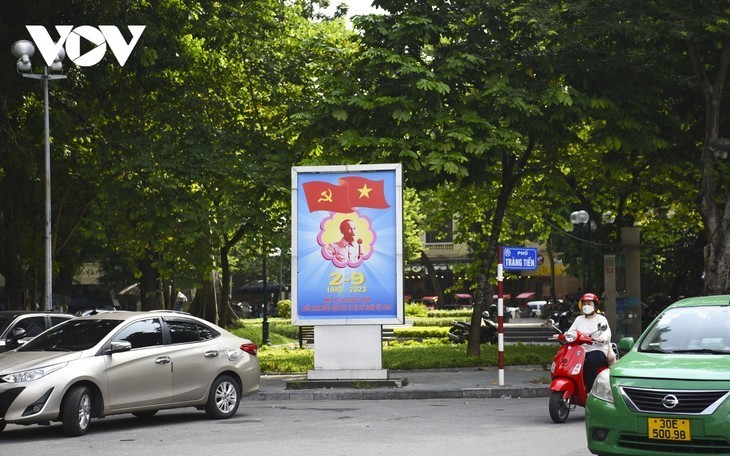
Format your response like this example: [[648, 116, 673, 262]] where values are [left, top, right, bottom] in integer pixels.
[[547, 320, 610, 423]]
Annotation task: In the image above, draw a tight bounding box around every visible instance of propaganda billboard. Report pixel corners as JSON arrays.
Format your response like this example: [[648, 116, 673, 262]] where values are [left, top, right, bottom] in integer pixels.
[[291, 164, 403, 325]]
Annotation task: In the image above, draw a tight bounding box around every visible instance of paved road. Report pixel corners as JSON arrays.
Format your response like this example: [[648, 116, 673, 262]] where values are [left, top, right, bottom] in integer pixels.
[[1, 398, 591, 456]]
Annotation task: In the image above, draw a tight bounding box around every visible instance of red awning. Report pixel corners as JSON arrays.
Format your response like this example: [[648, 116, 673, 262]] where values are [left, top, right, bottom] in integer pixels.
[[492, 294, 511, 299], [516, 292, 536, 299]]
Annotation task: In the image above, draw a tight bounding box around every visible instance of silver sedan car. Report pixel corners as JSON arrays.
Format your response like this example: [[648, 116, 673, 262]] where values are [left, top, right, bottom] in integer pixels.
[[0, 311, 260, 436]]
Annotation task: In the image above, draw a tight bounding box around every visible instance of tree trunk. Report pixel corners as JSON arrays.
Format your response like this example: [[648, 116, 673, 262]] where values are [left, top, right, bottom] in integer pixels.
[[468, 151, 524, 356], [190, 269, 222, 325], [138, 256, 161, 311], [688, 38, 730, 294], [468, 142, 534, 356], [419, 251, 444, 306]]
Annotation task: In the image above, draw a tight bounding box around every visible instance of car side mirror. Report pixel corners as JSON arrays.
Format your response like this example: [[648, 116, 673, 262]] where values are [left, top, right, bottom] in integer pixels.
[[618, 337, 635, 357], [5, 327, 28, 349], [106, 340, 133, 354], [11, 327, 27, 339]]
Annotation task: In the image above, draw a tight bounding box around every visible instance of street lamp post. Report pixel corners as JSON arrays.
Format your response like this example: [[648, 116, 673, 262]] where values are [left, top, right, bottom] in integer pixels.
[[271, 247, 283, 301], [11, 40, 66, 311], [262, 247, 283, 347], [570, 210, 590, 292], [262, 255, 270, 346]]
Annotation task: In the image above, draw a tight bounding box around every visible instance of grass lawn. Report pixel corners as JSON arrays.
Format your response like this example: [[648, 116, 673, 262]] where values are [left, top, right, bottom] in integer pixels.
[[231, 321, 555, 373]]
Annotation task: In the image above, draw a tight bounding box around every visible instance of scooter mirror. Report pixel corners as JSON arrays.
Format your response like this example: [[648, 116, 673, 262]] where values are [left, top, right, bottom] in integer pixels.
[[597, 322, 608, 332]]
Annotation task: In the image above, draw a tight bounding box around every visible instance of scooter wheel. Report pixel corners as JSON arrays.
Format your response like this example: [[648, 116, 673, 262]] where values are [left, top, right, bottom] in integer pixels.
[[448, 328, 467, 344], [548, 391, 571, 423]]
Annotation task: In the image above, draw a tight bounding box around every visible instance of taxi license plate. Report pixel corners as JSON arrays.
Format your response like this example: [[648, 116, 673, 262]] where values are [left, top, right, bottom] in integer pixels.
[[648, 418, 691, 441]]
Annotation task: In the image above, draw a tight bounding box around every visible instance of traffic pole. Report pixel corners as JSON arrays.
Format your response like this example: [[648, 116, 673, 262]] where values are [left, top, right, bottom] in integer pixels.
[[497, 245, 505, 386]]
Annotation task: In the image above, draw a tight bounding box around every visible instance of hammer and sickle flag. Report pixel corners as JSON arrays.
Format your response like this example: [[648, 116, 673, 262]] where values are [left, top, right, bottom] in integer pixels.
[[302, 181, 352, 213], [302, 177, 390, 213]]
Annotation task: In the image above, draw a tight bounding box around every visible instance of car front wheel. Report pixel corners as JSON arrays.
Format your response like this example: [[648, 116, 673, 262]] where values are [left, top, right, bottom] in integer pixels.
[[62, 385, 92, 436], [205, 375, 240, 419]]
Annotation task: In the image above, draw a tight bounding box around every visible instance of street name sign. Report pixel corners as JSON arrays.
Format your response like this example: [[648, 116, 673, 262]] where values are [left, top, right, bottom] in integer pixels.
[[502, 246, 538, 271]]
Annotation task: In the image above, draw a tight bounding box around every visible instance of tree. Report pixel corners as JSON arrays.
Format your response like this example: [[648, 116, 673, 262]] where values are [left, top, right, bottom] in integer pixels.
[[302, 0, 593, 355], [553, 1, 729, 294], [0, 0, 351, 320]]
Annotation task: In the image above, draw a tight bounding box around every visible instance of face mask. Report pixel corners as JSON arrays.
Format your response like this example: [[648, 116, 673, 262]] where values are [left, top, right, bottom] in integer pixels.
[[582, 304, 595, 315]]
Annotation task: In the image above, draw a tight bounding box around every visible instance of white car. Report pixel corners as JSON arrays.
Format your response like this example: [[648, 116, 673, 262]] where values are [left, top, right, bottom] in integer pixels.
[[0, 311, 74, 352], [0, 311, 260, 436], [526, 300, 548, 318]]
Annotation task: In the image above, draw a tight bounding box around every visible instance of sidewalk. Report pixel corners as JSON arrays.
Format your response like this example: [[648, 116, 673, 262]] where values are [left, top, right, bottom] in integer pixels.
[[245, 365, 553, 401]]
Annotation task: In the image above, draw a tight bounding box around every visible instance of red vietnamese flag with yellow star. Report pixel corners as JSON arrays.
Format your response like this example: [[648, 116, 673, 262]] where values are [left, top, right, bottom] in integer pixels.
[[302, 177, 390, 213], [339, 176, 390, 209]]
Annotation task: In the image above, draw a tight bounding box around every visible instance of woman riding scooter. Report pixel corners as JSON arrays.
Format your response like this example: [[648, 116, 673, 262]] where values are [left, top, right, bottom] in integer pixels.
[[566, 292, 613, 392]]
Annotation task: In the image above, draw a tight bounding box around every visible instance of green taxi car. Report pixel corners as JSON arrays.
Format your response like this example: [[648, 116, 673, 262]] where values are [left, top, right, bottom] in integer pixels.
[[586, 295, 730, 455]]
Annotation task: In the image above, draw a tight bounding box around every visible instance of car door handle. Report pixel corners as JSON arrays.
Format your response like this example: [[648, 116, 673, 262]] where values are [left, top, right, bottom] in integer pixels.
[[155, 356, 171, 365], [204, 350, 219, 358]]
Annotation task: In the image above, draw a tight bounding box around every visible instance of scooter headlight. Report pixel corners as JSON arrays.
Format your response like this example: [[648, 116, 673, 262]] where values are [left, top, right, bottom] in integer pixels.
[[590, 369, 614, 403], [564, 330, 577, 343]]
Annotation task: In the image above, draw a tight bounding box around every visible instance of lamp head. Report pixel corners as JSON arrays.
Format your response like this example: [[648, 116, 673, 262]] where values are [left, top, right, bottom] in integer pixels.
[[11, 40, 35, 59], [17, 55, 32, 73], [11, 40, 36, 74], [570, 210, 590, 225], [49, 47, 66, 73]]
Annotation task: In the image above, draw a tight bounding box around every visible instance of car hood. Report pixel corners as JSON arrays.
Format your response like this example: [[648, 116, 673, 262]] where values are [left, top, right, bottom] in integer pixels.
[[613, 351, 730, 381], [0, 350, 83, 373]]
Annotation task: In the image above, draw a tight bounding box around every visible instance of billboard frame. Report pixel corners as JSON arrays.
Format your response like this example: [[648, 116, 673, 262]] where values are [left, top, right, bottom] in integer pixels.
[[291, 164, 403, 326]]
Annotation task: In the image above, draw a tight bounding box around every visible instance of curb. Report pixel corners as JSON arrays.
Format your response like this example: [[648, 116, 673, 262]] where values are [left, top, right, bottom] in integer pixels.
[[245, 365, 553, 401], [245, 385, 552, 402]]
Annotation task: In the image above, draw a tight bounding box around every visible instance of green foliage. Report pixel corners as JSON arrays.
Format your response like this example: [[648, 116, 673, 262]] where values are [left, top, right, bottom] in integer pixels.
[[232, 316, 554, 372], [383, 343, 555, 370], [232, 320, 296, 346], [254, 342, 555, 372], [403, 187, 426, 262], [276, 299, 292, 318], [392, 326, 450, 338], [404, 302, 429, 317], [258, 345, 314, 373], [2, 0, 725, 314], [427, 309, 473, 319], [411, 318, 458, 327]]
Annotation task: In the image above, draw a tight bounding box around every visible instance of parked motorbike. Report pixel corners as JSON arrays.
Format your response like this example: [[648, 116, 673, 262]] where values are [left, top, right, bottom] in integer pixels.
[[546, 319, 615, 423], [448, 310, 498, 344], [548, 309, 574, 332], [488, 303, 511, 323]]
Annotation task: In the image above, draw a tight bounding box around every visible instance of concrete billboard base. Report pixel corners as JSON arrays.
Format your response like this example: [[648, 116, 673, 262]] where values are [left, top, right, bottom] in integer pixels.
[[308, 324, 387, 380]]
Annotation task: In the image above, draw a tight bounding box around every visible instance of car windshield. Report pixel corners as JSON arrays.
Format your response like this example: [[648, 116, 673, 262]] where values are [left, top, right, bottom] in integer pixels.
[[18, 319, 124, 352], [639, 305, 730, 354]]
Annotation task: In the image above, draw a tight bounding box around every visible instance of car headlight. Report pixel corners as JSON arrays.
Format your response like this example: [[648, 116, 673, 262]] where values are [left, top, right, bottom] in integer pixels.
[[590, 369, 614, 403], [1, 362, 67, 383]]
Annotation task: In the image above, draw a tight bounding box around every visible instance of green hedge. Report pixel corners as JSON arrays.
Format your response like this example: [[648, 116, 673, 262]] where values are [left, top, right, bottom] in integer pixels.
[[239, 317, 459, 341], [256, 342, 556, 372], [392, 326, 450, 338], [427, 309, 473, 318], [411, 317, 463, 327]]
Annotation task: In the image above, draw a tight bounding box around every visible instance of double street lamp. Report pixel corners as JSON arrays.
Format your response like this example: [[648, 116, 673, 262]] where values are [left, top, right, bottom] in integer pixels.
[[11, 40, 66, 311]]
